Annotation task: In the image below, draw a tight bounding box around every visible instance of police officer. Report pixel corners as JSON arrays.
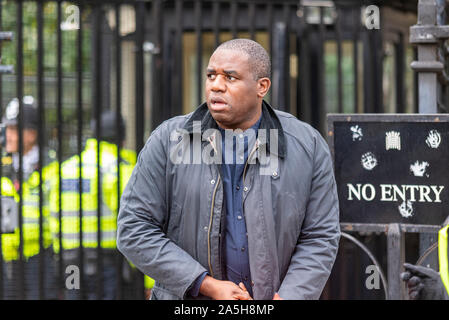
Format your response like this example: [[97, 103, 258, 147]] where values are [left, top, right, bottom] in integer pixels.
[[49, 111, 135, 300], [401, 225, 449, 300], [1, 96, 58, 299]]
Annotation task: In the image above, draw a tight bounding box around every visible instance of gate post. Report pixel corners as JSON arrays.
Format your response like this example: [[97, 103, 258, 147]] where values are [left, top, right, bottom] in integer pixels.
[[387, 223, 405, 299]]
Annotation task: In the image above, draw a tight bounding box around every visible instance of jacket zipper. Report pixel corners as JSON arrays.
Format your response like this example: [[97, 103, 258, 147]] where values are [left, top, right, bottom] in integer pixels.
[[242, 140, 259, 185], [207, 174, 221, 277]]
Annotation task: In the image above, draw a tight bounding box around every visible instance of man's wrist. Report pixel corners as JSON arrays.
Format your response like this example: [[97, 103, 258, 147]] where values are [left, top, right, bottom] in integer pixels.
[[199, 275, 218, 299]]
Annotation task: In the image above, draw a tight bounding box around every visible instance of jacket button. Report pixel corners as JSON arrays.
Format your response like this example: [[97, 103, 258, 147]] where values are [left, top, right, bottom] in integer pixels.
[[211, 179, 215, 185], [204, 226, 208, 231], [272, 171, 278, 177], [243, 187, 248, 192]]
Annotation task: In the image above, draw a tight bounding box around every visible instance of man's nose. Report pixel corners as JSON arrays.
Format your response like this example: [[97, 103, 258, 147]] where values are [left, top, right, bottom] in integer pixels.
[[210, 75, 226, 92]]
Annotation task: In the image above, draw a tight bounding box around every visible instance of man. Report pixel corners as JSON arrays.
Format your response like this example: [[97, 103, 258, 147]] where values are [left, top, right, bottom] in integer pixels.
[[1, 96, 57, 299], [117, 39, 340, 300], [49, 111, 135, 299], [400, 225, 449, 300]]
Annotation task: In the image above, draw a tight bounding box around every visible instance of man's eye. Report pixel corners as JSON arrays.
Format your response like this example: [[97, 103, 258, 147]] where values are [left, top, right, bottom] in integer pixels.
[[227, 75, 236, 81], [207, 74, 216, 80]]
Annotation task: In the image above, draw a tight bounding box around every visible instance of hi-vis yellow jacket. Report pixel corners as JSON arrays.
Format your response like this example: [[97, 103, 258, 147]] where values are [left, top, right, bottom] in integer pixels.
[[1, 153, 58, 261], [439, 225, 449, 294], [49, 139, 135, 253]]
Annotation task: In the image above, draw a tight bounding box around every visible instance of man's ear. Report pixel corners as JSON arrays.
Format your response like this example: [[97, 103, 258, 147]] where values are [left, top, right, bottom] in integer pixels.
[[257, 78, 271, 98]]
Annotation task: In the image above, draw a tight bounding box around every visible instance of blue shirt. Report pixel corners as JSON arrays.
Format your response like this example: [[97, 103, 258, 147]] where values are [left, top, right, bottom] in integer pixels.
[[189, 114, 262, 298]]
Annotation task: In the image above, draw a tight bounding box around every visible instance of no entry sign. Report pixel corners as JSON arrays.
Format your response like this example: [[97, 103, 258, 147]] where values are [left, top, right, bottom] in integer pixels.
[[327, 114, 449, 225]]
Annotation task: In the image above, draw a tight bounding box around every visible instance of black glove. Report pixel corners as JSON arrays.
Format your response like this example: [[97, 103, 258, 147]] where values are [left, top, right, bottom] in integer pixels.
[[400, 263, 449, 300]]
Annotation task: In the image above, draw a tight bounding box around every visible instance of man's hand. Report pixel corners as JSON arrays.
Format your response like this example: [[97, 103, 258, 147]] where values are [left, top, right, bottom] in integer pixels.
[[272, 293, 283, 300], [232, 282, 253, 300], [400, 263, 449, 300], [199, 276, 250, 300]]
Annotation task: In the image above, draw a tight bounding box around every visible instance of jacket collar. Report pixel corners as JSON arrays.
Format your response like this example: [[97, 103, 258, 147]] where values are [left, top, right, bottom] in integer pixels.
[[183, 100, 286, 158]]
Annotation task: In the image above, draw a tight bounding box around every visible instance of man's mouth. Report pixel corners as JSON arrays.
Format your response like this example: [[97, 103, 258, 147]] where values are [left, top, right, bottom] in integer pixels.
[[210, 97, 228, 109]]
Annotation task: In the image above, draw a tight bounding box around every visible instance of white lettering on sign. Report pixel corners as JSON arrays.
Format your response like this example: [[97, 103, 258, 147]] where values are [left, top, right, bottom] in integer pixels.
[[347, 183, 444, 203]]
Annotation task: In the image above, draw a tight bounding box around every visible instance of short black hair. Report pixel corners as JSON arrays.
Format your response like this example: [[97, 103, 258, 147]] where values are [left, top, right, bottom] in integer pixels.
[[215, 39, 271, 80]]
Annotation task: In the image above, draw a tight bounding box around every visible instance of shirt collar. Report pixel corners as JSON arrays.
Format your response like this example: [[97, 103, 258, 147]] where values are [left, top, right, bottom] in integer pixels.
[[183, 100, 285, 158]]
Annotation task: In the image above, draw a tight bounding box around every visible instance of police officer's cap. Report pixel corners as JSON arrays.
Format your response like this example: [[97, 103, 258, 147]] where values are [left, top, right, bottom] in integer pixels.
[[2, 96, 38, 129], [90, 110, 126, 143]]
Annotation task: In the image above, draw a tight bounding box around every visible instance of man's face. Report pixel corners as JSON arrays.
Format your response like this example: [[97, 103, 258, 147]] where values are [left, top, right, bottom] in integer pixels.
[[5, 126, 37, 154], [205, 49, 269, 130]]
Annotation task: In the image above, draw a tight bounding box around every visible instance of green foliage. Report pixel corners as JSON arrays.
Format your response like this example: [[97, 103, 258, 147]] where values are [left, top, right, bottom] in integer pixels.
[[1, 1, 91, 76]]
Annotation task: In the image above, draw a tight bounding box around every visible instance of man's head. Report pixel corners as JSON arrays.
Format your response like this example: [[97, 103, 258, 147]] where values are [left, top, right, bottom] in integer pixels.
[[205, 39, 271, 130], [2, 96, 38, 154]]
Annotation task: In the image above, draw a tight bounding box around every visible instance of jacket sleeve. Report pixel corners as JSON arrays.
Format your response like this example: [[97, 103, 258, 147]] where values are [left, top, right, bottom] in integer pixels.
[[277, 133, 340, 300], [116, 124, 208, 299]]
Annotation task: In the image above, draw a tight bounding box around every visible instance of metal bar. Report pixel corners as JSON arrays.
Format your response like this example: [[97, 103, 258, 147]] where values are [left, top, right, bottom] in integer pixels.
[[336, 6, 343, 113], [135, 1, 144, 153], [317, 6, 326, 133], [37, 0, 44, 300], [173, 0, 183, 116], [297, 4, 311, 124], [395, 33, 405, 113], [340, 222, 441, 234], [353, 6, 359, 113], [414, 47, 419, 113], [230, 1, 237, 39], [283, 3, 290, 113], [56, 0, 64, 298], [77, 3, 85, 300], [411, 0, 439, 113], [272, 22, 288, 111], [114, 3, 122, 301], [91, 4, 103, 300], [151, 0, 163, 134], [212, 0, 220, 48], [195, 0, 202, 106], [249, 1, 256, 41], [16, 0, 25, 300], [387, 223, 405, 300], [267, 2, 273, 103]]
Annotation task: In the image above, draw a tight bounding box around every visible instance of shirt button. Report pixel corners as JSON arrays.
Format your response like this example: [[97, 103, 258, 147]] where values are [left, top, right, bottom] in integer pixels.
[[241, 247, 245, 252], [239, 155, 244, 160], [239, 134, 244, 139], [243, 187, 248, 192], [237, 215, 242, 220], [204, 226, 208, 231], [211, 179, 215, 185], [236, 185, 240, 190]]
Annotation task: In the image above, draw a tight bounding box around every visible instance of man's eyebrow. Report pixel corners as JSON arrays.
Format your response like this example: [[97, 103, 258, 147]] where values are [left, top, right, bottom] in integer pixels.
[[206, 68, 216, 73], [223, 70, 238, 76]]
